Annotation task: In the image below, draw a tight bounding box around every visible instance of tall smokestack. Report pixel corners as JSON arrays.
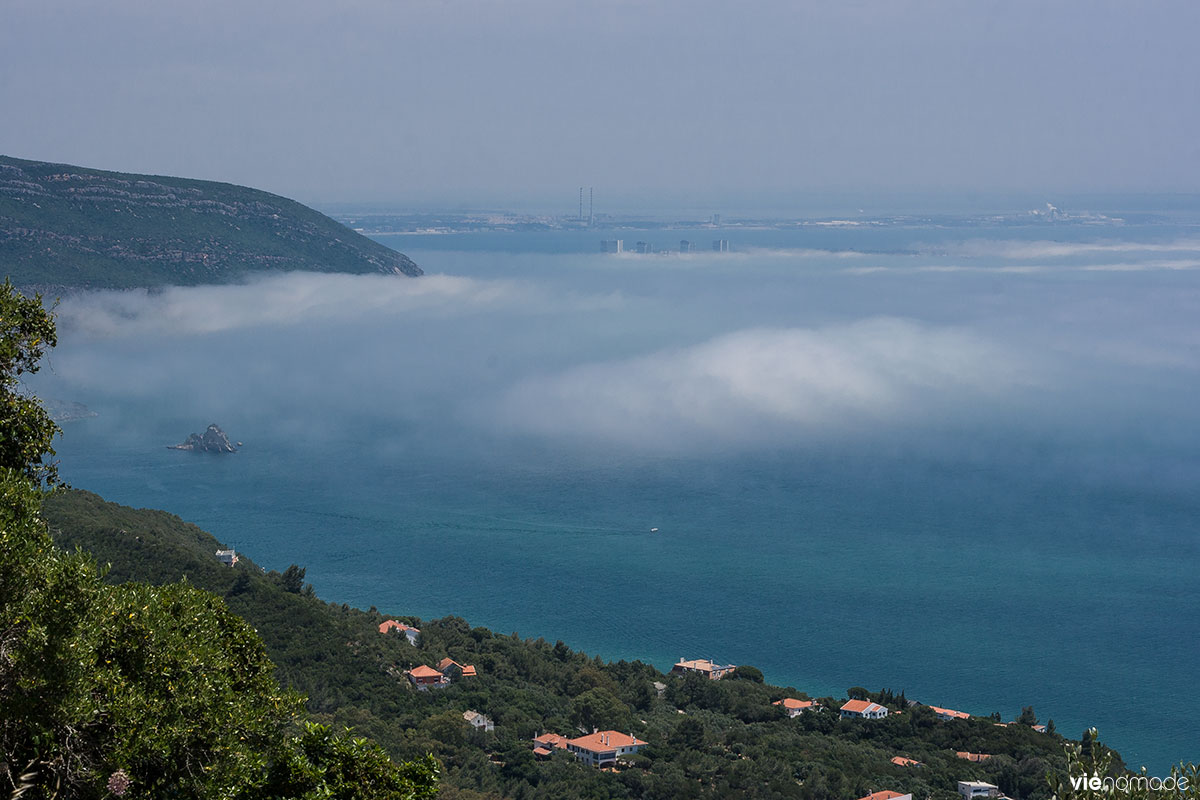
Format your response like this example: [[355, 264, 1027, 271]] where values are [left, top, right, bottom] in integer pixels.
[[589, 187, 594, 225], [579, 187, 583, 221]]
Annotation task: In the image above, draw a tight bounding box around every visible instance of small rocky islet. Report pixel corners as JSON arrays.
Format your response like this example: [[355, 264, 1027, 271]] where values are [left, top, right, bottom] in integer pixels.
[[167, 423, 241, 453]]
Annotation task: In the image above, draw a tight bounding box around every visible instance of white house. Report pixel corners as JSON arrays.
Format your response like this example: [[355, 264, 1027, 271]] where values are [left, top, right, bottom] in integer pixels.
[[958, 781, 1000, 800], [566, 731, 648, 767], [463, 710, 494, 732], [929, 705, 970, 721], [774, 698, 819, 718], [215, 549, 238, 567], [840, 699, 889, 719]]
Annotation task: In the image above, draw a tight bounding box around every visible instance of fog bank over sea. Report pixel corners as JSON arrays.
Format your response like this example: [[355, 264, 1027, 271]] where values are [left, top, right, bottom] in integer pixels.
[[37, 218, 1200, 771]]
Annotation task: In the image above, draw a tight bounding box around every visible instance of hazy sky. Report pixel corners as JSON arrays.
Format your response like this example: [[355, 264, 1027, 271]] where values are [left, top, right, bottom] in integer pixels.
[[3, 0, 1199, 206]]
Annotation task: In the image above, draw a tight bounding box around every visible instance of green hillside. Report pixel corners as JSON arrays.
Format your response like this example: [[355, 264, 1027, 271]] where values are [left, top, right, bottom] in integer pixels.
[[0, 155, 420, 289], [45, 489, 1123, 800]]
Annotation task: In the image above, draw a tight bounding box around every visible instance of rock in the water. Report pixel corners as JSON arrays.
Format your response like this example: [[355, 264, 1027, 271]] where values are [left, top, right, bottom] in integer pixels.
[[168, 423, 239, 453]]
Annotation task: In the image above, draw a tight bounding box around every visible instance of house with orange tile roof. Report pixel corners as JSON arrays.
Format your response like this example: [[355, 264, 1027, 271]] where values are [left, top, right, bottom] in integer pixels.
[[774, 698, 819, 718], [956, 751, 992, 762], [532, 732, 571, 758], [670, 658, 736, 680], [378, 620, 420, 645], [407, 664, 448, 690], [929, 705, 970, 721], [566, 730, 648, 767], [840, 699, 889, 719], [856, 790, 913, 800], [437, 657, 478, 678], [891, 756, 923, 767]]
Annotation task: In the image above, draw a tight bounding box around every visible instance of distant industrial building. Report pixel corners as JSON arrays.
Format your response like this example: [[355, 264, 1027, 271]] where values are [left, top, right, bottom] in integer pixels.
[[713, 239, 730, 252], [635, 241, 652, 254], [600, 240, 623, 253], [578, 187, 594, 225], [680, 240, 693, 253]]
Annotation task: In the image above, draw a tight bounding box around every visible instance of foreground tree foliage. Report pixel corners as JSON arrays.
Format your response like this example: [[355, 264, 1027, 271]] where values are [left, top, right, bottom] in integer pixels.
[[0, 282, 438, 799]]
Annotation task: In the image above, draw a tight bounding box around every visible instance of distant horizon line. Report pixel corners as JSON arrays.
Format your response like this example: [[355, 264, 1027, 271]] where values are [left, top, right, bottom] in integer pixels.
[[310, 189, 1200, 220]]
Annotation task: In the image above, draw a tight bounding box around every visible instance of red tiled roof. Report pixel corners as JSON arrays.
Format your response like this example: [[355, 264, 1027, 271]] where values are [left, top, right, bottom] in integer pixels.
[[408, 665, 444, 679], [857, 791, 908, 800], [673, 658, 733, 673], [436, 657, 477, 676], [533, 733, 570, 749], [567, 731, 647, 753], [891, 756, 922, 767], [532, 747, 552, 757], [379, 620, 418, 635], [775, 698, 817, 710], [929, 705, 970, 720], [956, 751, 992, 762], [841, 699, 886, 714]]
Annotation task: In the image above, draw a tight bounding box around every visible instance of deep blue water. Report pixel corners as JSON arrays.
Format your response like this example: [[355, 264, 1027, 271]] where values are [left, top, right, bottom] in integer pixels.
[[43, 218, 1200, 772]]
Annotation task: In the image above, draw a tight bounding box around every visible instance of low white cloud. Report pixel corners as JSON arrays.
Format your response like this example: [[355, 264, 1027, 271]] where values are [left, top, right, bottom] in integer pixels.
[[942, 239, 1200, 261], [843, 259, 1200, 275], [53, 272, 612, 338], [493, 318, 1036, 450]]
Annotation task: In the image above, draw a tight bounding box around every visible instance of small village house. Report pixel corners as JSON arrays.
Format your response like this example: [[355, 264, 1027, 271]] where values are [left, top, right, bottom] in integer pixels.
[[566, 730, 648, 767], [890, 756, 923, 767], [437, 657, 477, 678], [930, 705, 970, 721], [840, 699, 889, 719], [406, 664, 449, 690], [215, 549, 238, 567], [856, 790, 913, 800], [378, 620, 420, 645], [774, 698, 819, 717], [958, 781, 1001, 800], [462, 710, 494, 732], [670, 658, 736, 680], [956, 752, 992, 762], [532, 732, 571, 758]]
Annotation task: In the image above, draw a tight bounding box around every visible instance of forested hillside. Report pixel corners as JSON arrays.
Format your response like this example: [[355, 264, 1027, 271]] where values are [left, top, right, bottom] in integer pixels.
[[0, 155, 421, 289], [45, 489, 1116, 800]]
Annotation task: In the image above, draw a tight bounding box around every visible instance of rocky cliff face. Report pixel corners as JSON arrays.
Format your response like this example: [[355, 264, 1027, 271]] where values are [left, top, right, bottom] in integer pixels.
[[1, 155, 421, 289], [168, 424, 241, 454]]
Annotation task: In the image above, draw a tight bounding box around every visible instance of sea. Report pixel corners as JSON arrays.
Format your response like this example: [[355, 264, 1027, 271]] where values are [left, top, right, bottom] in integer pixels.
[[37, 204, 1200, 772]]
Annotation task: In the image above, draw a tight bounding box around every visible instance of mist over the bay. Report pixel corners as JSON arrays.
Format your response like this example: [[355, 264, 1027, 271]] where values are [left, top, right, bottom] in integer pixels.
[[35, 220, 1200, 771]]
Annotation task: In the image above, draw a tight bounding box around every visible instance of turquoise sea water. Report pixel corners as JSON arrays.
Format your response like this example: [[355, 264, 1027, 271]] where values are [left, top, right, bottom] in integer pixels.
[[44, 218, 1200, 772]]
